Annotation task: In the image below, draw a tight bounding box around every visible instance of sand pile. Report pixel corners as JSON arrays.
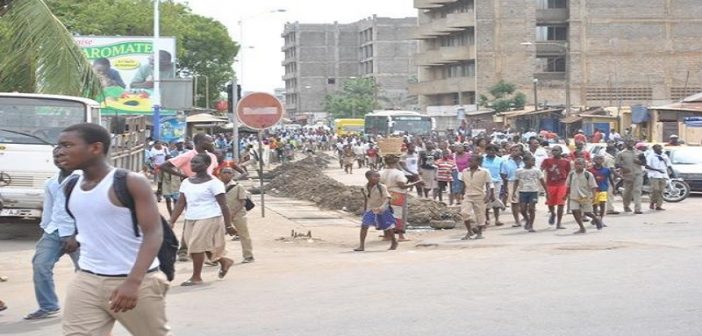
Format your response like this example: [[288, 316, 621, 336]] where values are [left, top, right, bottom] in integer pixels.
[[264, 154, 460, 227]]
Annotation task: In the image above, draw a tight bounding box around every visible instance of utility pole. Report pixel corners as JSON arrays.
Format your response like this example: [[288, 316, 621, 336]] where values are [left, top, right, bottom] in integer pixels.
[[231, 78, 240, 160], [533, 78, 539, 111]]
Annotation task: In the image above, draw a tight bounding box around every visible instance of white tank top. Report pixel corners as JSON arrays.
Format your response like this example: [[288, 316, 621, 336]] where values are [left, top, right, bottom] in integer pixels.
[[69, 169, 159, 275]]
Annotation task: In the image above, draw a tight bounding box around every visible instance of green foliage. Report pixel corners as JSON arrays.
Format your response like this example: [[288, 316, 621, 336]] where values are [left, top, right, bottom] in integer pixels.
[[0, 0, 102, 96], [480, 80, 526, 113], [0, 0, 237, 105], [324, 78, 378, 118]]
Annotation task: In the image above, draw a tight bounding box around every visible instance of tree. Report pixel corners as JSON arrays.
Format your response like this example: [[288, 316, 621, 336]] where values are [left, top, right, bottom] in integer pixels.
[[0, 0, 238, 106], [0, 0, 102, 97], [479, 80, 527, 113], [324, 78, 378, 119]]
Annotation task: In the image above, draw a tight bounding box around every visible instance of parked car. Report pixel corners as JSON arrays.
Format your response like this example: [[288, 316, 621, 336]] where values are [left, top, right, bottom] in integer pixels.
[[665, 146, 702, 192]]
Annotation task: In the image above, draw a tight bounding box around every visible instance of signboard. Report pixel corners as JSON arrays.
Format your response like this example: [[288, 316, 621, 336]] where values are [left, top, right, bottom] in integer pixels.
[[236, 92, 285, 130], [74, 36, 177, 116], [377, 137, 404, 155], [160, 116, 187, 143]]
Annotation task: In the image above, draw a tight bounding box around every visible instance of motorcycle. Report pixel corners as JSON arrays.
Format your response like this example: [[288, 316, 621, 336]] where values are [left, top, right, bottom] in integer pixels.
[[615, 174, 690, 203]]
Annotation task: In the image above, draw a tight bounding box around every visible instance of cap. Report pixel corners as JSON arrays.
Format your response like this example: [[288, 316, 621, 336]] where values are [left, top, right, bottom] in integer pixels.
[[635, 143, 647, 149], [670, 134, 679, 138]]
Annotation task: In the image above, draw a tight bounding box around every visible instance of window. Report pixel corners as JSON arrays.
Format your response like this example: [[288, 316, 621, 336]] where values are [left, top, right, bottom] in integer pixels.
[[536, 56, 565, 72], [536, 26, 567, 41], [327, 78, 336, 85], [536, 0, 567, 9], [437, 30, 474, 48]]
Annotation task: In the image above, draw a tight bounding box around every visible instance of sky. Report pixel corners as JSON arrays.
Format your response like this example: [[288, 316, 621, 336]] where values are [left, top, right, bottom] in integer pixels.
[[184, 0, 417, 93]]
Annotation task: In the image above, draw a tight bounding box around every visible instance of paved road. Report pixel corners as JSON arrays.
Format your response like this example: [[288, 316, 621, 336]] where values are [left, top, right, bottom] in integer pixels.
[[1, 189, 700, 334]]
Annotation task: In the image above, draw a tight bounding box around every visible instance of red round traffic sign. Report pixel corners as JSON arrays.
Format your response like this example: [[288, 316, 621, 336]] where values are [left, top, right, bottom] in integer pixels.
[[236, 92, 285, 130]]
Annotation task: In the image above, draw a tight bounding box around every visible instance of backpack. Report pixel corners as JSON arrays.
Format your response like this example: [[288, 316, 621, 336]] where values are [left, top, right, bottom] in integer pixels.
[[226, 183, 255, 211], [64, 169, 179, 282]]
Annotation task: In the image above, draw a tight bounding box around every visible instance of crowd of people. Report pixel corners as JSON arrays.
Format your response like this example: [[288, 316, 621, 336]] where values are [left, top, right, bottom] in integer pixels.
[[3, 120, 680, 334]]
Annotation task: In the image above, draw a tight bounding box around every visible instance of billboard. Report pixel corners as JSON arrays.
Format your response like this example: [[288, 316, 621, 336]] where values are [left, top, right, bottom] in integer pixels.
[[74, 36, 177, 116]]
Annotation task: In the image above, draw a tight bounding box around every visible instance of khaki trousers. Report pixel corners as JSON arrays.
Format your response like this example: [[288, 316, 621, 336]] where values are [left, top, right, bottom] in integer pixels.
[[622, 174, 643, 212], [63, 271, 171, 336], [649, 177, 666, 208], [461, 195, 487, 226], [232, 217, 253, 259]]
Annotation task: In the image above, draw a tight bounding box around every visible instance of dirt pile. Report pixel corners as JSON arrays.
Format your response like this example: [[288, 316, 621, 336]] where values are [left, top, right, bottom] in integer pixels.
[[264, 154, 461, 227]]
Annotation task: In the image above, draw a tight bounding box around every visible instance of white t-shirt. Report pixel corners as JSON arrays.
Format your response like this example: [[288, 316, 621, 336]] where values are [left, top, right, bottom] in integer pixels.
[[402, 153, 420, 175], [179, 178, 226, 220], [380, 168, 408, 194], [149, 147, 169, 166]]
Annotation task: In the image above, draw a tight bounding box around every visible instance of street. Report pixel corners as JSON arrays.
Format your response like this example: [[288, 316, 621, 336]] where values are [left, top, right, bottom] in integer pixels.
[[1, 164, 701, 336]]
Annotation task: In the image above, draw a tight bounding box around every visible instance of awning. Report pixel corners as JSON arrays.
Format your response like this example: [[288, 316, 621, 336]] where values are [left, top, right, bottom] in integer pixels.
[[186, 113, 228, 123], [561, 115, 582, 124]]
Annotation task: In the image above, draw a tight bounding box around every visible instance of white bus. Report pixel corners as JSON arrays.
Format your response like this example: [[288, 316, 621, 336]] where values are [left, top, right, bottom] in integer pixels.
[[364, 110, 434, 136], [0, 93, 102, 219]]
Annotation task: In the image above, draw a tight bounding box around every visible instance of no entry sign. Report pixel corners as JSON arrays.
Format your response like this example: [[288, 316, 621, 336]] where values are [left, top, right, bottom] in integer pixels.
[[236, 92, 285, 130]]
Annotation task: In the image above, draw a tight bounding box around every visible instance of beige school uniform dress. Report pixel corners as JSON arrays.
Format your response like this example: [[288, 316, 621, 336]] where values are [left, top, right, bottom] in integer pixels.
[[179, 178, 228, 260]]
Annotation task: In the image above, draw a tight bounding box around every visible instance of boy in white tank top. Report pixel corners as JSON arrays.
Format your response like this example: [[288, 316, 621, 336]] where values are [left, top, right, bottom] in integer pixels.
[[57, 123, 171, 336]]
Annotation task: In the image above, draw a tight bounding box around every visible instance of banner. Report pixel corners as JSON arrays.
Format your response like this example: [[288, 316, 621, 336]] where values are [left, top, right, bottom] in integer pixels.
[[160, 116, 187, 143], [74, 36, 177, 116]]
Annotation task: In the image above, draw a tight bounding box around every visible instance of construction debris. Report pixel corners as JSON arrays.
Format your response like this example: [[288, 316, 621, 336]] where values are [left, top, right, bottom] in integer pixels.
[[263, 154, 461, 228]]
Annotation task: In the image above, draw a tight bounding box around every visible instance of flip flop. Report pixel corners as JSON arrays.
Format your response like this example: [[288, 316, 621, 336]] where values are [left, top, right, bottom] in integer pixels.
[[218, 259, 234, 279], [180, 279, 203, 287]]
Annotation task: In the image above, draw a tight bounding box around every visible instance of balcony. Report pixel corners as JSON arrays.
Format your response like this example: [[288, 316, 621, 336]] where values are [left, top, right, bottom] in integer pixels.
[[281, 58, 295, 66], [409, 77, 476, 95], [536, 8, 569, 23], [414, 11, 474, 39], [282, 73, 297, 80], [416, 45, 476, 66], [535, 72, 566, 81], [414, 0, 459, 9], [535, 41, 567, 56]]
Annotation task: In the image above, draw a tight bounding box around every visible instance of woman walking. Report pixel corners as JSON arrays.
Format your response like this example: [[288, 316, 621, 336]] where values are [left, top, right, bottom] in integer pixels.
[[170, 153, 236, 286]]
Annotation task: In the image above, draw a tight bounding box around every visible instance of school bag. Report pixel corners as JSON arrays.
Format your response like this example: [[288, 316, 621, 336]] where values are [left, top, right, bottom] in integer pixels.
[[226, 183, 255, 211], [64, 169, 179, 282]]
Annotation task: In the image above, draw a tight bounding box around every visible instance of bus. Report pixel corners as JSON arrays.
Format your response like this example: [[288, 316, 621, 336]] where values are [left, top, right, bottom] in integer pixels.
[[333, 118, 365, 136], [0, 93, 144, 220], [364, 111, 433, 136]]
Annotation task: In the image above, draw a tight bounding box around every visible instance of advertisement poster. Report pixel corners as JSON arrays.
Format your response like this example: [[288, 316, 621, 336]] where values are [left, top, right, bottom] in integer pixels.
[[74, 36, 177, 116], [160, 116, 187, 143]]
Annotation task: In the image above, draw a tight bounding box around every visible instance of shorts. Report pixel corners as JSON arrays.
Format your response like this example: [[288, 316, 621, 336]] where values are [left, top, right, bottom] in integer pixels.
[[450, 170, 464, 194], [594, 192, 608, 204], [546, 185, 567, 206], [493, 180, 504, 198], [361, 209, 395, 231], [163, 192, 180, 201], [506, 181, 519, 204], [569, 198, 594, 213], [519, 191, 539, 204]]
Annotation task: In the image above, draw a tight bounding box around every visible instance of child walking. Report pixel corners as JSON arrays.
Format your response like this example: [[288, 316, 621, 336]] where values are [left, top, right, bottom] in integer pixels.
[[514, 155, 548, 232], [564, 158, 604, 234], [435, 151, 456, 203], [343, 145, 355, 174], [355, 170, 398, 251], [589, 154, 616, 219]]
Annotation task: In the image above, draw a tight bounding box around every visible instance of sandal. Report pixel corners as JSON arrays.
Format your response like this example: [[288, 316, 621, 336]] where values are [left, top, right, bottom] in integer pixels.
[[180, 279, 204, 287], [0, 300, 6, 312], [218, 258, 234, 279]]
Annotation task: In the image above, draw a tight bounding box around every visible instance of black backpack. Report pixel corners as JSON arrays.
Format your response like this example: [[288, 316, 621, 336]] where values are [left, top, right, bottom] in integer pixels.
[[226, 183, 255, 211], [64, 169, 179, 281]]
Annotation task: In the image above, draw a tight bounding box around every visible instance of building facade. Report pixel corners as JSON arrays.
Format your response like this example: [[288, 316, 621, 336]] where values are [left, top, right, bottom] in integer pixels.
[[411, 0, 702, 115], [282, 16, 417, 122]]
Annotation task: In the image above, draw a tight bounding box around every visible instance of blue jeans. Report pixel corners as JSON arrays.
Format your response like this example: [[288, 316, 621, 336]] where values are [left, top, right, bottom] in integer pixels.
[[32, 231, 79, 312]]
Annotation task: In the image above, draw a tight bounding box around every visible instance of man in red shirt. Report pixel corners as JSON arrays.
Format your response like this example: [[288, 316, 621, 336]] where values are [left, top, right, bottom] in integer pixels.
[[574, 130, 587, 144], [591, 128, 603, 143], [569, 142, 592, 163], [541, 145, 571, 229], [366, 143, 379, 170]]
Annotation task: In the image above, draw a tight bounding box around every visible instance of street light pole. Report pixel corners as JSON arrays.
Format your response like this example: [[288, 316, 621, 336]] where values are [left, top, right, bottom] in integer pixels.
[[533, 78, 539, 111], [152, 0, 162, 140]]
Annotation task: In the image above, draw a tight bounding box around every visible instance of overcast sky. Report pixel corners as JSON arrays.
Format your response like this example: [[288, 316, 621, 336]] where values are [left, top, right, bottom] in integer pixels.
[[184, 0, 417, 93]]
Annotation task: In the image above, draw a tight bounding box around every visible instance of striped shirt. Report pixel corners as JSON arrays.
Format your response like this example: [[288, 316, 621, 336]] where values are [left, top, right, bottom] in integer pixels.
[[436, 159, 456, 182]]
